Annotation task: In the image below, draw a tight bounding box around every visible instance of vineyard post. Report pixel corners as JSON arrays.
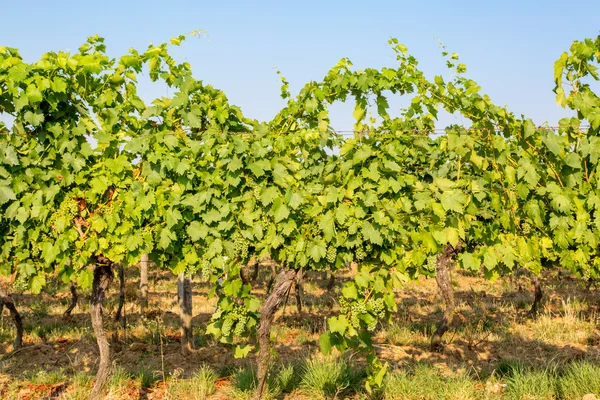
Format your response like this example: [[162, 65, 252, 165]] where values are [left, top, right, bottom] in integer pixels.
[[140, 254, 149, 315], [115, 262, 126, 329], [177, 273, 193, 354]]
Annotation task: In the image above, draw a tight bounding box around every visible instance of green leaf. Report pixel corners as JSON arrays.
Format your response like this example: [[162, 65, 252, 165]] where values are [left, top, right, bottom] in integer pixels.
[[260, 187, 279, 206], [341, 282, 358, 299], [328, 315, 348, 335], [159, 228, 175, 249], [353, 103, 366, 122], [234, 344, 252, 358], [186, 111, 202, 128], [248, 160, 271, 178], [523, 119, 536, 138], [320, 212, 335, 242], [440, 190, 466, 213], [187, 221, 204, 242], [362, 221, 383, 245], [543, 134, 562, 156], [29, 274, 46, 294], [564, 153, 581, 169], [460, 253, 480, 271], [24, 110, 44, 126], [0, 186, 16, 205], [307, 240, 327, 262], [272, 198, 289, 223], [353, 145, 372, 164], [319, 332, 333, 355]]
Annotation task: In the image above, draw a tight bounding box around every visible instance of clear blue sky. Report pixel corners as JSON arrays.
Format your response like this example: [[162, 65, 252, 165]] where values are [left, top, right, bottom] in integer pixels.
[[1, 1, 599, 130]]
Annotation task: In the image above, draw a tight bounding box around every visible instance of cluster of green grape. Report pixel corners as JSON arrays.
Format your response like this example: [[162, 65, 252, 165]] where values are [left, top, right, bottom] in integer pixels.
[[12, 275, 29, 292], [367, 297, 386, 320], [10, 231, 22, 249], [259, 215, 270, 231], [220, 305, 250, 337], [326, 246, 337, 263], [29, 233, 51, 258], [245, 177, 261, 201], [425, 255, 437, 270], [305, 222, 320, 238], [31, 241, 40, 257], [200, 259, 212, 281], [140, 225, 156, 239], [49, 197, 79, 228], [356, 245, 366, 261], [339, 296, 366, 329], [521, 222, 531, 235], [354, 233, 367, 260], [233, 232, 250, 260], [100, 202, 114, 216], [339, 294, 388, 331]]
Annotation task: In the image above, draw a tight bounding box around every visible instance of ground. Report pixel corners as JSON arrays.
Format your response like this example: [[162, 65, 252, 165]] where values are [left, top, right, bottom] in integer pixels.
[[0, 265, 599, 399]]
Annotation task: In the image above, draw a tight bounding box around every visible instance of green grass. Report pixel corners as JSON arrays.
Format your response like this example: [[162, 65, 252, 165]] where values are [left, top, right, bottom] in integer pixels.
[[107, 365, 132, 393], [137, 363, 159, 389], [274, 363, 300, 394], [225, 366, 260, 400], [299, 356, 354, 399], [382, 364, 479, 400], [384, 323, 417, 346], [503, 364, 558, 400], [167, 365, 218, 400], [558, 361, 600, 400], [21, 368, 67, 385]]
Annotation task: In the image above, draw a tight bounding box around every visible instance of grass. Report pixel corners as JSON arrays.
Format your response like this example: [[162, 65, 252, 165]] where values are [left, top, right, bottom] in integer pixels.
[[107, 365, 132, 395], [274, 363, 300, 393], [299, 356, 354, 399], [137, 363, 159, 389], [384, 323, 418, 346], [558, 361, 600, 399], [2, 269, 600, 399], [504, 367, 558, 400], [225, 366, 262, 400], [382, 364, 479, 400], [21, 368, 68, 385], [167, 365, 217, 400]]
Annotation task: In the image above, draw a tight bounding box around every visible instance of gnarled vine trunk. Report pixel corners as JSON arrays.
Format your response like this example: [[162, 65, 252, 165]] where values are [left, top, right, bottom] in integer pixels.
[[89, 259, 113, 400], [177, 273, 193, 354], [0, 284, 23, 350], [63, 282, 78, 318], [255, 268, 298, 399], [326, 270, 336, 292], [140, 254, 149, 314], [430, 245, 457, 352], [529, 275, 543, 317], [295, 269, 303, 314], [241, 255, 258, 284], [264, 257, 278, 293]]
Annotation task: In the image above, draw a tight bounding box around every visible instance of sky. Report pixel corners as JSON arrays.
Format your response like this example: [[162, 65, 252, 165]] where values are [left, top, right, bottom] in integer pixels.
[[1, 0, 599, 131]]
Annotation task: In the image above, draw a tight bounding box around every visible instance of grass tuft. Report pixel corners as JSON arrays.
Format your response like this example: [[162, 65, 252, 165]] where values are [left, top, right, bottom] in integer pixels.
[[558, 361, 600, 399], [300, 356, 353, 399], [504, 365, 558, 400]]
